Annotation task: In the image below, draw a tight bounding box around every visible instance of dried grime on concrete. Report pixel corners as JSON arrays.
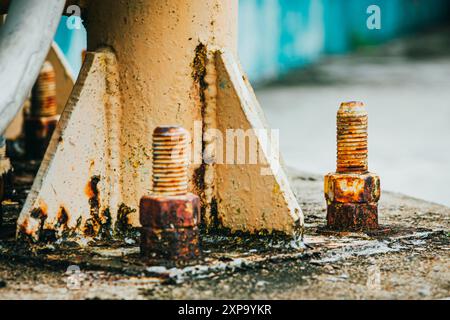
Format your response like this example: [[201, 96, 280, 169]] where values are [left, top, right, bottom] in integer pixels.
[[0, 164, 448, 299]]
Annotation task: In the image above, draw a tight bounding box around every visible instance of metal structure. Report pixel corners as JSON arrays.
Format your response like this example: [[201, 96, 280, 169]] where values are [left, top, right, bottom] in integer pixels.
[[2, 0, 303, 243]]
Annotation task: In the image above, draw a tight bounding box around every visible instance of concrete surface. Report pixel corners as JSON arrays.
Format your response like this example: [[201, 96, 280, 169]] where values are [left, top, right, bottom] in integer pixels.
[[0, 164, 448, 300], [257, 25, 450, 206], [0, 26, 449, 301]]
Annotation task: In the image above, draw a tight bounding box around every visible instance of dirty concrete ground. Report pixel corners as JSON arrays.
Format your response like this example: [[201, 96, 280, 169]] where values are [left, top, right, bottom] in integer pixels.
[[0, 26, 449, 300], [0, 160, 448, 300], [257, 25, 450, 207]]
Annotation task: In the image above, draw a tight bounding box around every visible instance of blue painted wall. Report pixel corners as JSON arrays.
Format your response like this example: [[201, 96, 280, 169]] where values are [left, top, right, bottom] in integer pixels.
[[239, 0, 450, 82], [54, 16, 87, 77], [55, 0, 450, 82]]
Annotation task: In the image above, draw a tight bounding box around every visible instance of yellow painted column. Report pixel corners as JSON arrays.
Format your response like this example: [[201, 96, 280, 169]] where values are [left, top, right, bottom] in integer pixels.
[[17, 0, 303, 241], [86, 0, 238, 215]]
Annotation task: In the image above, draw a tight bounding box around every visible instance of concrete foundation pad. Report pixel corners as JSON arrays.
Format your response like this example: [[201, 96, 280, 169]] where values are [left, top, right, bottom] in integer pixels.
[[0, 166, 448, 299]]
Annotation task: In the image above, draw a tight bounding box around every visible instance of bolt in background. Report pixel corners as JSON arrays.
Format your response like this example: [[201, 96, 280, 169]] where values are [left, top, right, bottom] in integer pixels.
[[31, 61, 58, 118]]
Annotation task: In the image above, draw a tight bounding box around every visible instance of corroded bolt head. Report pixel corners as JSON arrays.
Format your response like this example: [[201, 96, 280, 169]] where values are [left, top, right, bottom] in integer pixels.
[[324, 172, 380, 204], [140, 193, 201, 260], [140, 126, 201, 261], [140, 193, 200, 229], [324, 172, 380, 231], [325, 102, 380, 231], [327, 202, 378, 231]]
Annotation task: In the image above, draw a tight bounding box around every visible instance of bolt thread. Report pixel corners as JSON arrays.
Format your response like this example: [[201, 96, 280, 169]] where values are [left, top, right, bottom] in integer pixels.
[[336, 101, 368, 174], [152, 126, 189, 196], [31, 61, 58, 117]]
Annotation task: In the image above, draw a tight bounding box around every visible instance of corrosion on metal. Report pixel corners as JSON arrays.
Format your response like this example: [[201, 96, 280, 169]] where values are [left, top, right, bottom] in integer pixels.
[[325, 101, 380, 231], [140, 194, 200, 229], [324, 172, 380, 204], [83, 175, 113, 239], [140, 126, 201, 261], [114, 203, 137, 239], [17, 200, 60, 243], [24, 61, 60, 159]]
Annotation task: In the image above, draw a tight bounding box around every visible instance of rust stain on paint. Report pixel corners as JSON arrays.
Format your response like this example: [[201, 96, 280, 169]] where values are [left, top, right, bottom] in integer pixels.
[[56, 206, 70, 230]]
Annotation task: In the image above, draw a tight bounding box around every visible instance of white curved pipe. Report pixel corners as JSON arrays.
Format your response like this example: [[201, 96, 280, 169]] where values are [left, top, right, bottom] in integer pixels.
[[0, 0, 65, 133]]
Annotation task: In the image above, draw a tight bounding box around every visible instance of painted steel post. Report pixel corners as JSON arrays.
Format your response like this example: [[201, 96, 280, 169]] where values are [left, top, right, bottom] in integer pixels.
[[86, 0, 237, 212]]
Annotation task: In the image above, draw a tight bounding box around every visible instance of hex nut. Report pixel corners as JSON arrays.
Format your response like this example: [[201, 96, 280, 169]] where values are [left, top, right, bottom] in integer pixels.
[[324, 172, 380, 204], [140, 193, 201, 260], [327, 202, 378, 231], [139, 193, 200, 229]]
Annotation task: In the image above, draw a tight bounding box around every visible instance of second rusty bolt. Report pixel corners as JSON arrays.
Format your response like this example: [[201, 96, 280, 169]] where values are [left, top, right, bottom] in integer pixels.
[[24, 61, 60, 160]]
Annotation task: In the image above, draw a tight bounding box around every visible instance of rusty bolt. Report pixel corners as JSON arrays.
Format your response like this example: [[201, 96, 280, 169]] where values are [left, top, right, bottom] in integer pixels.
[[0, 136, 11, 226], [24, 61, 60, 159], [324, 101, 380, 231], [140, 126, 201, 261]]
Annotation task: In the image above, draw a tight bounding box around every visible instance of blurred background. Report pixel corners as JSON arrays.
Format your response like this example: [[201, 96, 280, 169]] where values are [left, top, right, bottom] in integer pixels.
[[55, 0, 450, 206]]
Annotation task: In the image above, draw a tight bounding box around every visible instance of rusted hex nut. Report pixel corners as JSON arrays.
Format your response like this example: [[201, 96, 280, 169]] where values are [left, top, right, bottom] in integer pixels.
[[327, 202, 378, 231], [140, 193, 200, 228], [140, 194, 201, 260], [324, 173, 380, 204], [24, 115, 59, 159]]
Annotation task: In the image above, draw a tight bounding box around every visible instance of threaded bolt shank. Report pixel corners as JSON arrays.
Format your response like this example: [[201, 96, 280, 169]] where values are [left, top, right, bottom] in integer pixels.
[[336, 101, 368, 174], [152, 126, 189, 196]]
